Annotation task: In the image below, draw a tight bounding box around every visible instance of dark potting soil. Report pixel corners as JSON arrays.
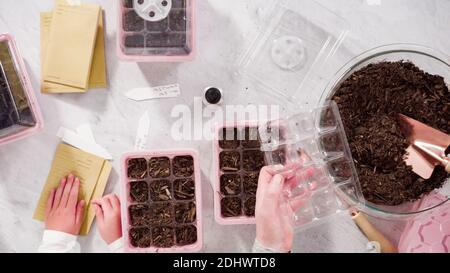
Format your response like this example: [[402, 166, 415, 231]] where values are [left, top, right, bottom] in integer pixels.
[[0, 69, 14, 130], [174, 201, 196, 224], [242, 127, 261, 148], [176, 225, 197, 246], [123, 10, 144, 32], [243, 196, 256, 217], [149, 180, 172, 201], [243, 150, 265, 172], [130, 181, 148, 203], [127, 158, 148, 179], [220, 174, 242, 196], [173, 179, 195, 200], [219, 151, 240, 172], [129, 227, 152, 248], [221, 196, 242, 217], [150, 202, 174, 226], [148, 157, 171, 178], [173, 156, 194, 177], [243, 172, 259, 195], [129, 204, 151, 226], [219, 128, 240, 149], [332, 61, 450, 205], [151, 226, 175, 248]]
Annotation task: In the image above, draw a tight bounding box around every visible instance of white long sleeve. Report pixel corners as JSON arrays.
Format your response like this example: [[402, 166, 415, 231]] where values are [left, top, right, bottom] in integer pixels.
[[38, 230, 81, 253], [252, 239, 290, 253], [108, 237, 124, 253]]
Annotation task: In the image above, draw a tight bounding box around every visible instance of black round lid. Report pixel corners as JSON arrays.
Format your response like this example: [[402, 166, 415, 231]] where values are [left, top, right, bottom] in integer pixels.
[[205, 87, 222, 104]]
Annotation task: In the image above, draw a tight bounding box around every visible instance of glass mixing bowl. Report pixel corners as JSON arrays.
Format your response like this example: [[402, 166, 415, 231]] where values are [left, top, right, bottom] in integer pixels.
[[319, 44, 450, 220]]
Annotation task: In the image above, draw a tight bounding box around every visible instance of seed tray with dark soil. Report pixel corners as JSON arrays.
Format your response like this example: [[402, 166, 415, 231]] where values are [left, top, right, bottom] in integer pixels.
[[124, 153, 200, 250], [129, 181, 148, 203], [148, 157, 171, 178], [331, 61, 450, 205], [216, 126, 266, 221], [176, 225, 197, 246], [0, 69, 15, 130]]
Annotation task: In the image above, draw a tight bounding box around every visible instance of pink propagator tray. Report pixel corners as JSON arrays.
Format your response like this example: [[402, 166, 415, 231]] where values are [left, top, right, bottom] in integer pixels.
[[116, 0, 197, 62], [213, 121, 262, 225], [120, 149, 203, 253], [0, 33, 43, 146]]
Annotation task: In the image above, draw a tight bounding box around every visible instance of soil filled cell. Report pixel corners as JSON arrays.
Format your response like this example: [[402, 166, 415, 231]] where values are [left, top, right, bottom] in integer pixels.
[[172, 0, 186, 9], [221, 196, 242, 217], [127, 158, 148, 179], [149, 180, 172, 201], [123, 10, 145, 32], [219, 128, 240, 149], [151, 226, 175, 248], [129, 181, 148, 203], [148, 157, 171, 178], [220, 174, 241, 196], [242, 150, 265, 172], [129, 227, 152, 248], [174, 201, 196, 224], [242, 127, 261, 148], [243, 172, 259, 195], [173, 156, 194, 177], [168, 9, 187, 32], [243, 196, 256, 216], [219, 151, 240, 172], [129, 204, 152, 226], [150, 202, 174, 226], [124, 34, 145, 48], [175, 225, 197, 246], [146, 17, 169, 32], [173, 178, 195, 200]]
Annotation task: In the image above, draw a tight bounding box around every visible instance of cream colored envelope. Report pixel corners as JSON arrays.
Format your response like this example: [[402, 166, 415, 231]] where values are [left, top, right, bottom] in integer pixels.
[[33, 143, 112, 235], [42, 1, 100, 90], [40, 10, 107, 93]]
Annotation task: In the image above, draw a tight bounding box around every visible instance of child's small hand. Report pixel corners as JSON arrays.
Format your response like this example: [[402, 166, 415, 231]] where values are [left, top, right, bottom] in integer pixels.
[[92, 194, 122, 244], [45, 174, 86, 235]]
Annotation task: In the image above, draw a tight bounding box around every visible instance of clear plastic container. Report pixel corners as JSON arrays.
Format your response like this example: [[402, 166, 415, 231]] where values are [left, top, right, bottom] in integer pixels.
[[120, 150, 203, 252], [237, 0, 349, 102], [319, 44, 450, 220], [0, 33, 43, 145], [258, 101, 364, 229], [212, 121, 262, 225], [117, 0, 196, 62]]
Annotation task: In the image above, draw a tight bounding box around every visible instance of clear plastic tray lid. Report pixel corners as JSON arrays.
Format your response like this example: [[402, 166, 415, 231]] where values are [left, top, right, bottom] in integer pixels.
[[0, 40, 36, 138], [238, 0, 349, 101], [258, 102, 364, 229]]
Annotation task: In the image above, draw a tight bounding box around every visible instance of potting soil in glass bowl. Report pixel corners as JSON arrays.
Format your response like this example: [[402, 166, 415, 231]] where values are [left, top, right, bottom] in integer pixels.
[[320, 44, 450, 219]]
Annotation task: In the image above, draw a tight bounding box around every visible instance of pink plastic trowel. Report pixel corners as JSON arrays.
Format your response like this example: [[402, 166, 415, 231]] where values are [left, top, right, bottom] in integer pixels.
[[398, 114, 450, 179]]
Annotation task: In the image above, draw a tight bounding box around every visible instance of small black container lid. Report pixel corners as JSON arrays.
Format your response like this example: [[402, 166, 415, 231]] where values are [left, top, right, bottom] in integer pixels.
[[204, 87, 222, 104]]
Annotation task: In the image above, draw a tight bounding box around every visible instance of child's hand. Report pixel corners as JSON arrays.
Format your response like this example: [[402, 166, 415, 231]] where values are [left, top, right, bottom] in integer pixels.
[[92, 194, 122, 244], [45, 174, 86, 235], [255, 167, 304, 252]]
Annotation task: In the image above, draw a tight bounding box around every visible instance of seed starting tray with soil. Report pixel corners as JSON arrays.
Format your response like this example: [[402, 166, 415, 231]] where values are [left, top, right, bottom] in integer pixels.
[[117, 0, 196, 61], [0, 34, 42, 146], [121, 150, 202, 252], [213, 122, 266, 225], [258, 102, 363, 229]]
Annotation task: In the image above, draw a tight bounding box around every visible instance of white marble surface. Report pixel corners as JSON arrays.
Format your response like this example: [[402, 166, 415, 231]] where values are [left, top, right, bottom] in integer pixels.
[[0, 0, 449, 253]]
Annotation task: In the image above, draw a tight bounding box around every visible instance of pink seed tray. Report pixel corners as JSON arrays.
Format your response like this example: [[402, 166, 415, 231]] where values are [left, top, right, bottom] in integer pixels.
[[120, 149, 203, 252], [0, 33, 43, 146], [213, 121, 263, 225], [116, 0, 197, 62]]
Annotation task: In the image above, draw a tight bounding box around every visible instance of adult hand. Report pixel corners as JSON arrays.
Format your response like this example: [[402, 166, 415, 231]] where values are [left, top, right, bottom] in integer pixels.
[[45, 174, 85, 235], [92, 194, 122, 244]]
